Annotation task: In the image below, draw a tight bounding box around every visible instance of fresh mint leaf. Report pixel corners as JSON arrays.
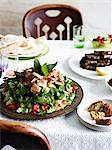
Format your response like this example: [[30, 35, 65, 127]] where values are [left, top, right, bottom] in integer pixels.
[[33, 58, 57, 76], [34, 58, 43, 75], [41, 63, 49, 76], [47, 62, 57, 72]]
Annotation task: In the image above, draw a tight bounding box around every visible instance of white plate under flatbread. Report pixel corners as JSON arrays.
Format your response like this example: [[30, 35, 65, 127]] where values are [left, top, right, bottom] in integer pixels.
[[0, 34, 49, 58]]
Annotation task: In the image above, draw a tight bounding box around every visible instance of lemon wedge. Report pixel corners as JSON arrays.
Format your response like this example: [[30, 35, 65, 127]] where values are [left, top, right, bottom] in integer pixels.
[[96, 66, 112, 76]]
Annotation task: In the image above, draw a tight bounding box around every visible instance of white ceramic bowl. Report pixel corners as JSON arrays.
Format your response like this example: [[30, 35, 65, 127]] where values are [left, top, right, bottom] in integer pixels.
[[105, 76, 112, 91]]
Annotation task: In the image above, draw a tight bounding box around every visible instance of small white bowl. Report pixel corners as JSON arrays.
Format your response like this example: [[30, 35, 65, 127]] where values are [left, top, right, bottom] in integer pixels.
[[105, 76, 112, 91]]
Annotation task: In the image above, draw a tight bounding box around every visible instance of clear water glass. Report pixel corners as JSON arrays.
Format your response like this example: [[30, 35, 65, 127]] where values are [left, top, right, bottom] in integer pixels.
[[73, 25, 85, 48], [0, 49, 8, 75], [0, 47, 19, 79]]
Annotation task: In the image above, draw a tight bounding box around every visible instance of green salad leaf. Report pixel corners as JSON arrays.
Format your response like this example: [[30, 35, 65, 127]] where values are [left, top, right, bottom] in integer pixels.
[[34, 96, 51, 104], [34, 59, 43, 75], [41, 63, 49, 76], [47, 62, 57, 72], [34, 58, 57, 76]]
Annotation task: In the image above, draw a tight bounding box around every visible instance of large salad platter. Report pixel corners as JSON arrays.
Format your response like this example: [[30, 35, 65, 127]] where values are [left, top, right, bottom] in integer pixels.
[[0, 59, 83, 120]]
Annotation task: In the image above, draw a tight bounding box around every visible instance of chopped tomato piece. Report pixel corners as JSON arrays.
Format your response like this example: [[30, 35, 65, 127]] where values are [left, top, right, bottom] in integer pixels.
[[72, 86, 78, 90], [61, 100, 65, 104], [66, 89, 72, 93], [31, 104, 39, 114], [42, 104, 49, 110], [33, 104, 39, 110], [6, 103, 18, 110], [31, 111, 38, 115], [55, 103, 60, 109]]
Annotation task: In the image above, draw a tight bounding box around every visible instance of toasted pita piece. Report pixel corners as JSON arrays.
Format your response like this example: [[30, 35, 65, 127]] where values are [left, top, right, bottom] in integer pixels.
[[88, 101, 104, 112], [96, 119, 111, 125], [103, 103, 112, 117], [90, 111, 105, 120]]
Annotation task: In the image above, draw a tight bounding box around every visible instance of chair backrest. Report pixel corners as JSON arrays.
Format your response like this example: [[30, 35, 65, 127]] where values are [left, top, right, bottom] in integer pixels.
[[23, 4, 83, 40], [0, 120, 50, 150]]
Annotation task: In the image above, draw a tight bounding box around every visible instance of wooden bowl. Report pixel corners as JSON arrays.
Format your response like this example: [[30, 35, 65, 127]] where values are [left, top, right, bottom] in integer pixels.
[[0, 120, 51, 150], [0, 79, 83, 120]]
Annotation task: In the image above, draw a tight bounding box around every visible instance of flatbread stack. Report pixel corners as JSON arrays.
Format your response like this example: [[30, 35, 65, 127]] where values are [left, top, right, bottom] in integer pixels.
[[80, 50, 112, 71], [0, 34, 47, 58], [0, 34, 21, 55]]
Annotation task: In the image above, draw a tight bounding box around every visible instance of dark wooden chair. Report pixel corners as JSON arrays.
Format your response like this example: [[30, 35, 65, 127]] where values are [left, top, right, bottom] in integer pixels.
[[0, 120, 51, 150], [23, 4, 83, 40]]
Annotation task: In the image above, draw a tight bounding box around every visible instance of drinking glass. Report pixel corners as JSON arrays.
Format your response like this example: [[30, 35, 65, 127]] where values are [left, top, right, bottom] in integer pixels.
[[0, 47, 19, 80], [0, 35, 24, 85], [0, 48, 9, 85], [73, 25, 85, 48]]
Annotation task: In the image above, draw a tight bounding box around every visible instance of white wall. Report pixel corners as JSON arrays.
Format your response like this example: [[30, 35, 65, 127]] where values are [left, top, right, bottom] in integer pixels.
[[0, 0, 111, 35]]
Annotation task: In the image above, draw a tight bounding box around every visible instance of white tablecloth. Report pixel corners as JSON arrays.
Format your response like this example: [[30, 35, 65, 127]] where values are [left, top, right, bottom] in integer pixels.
[[0, 40, 112, 150]]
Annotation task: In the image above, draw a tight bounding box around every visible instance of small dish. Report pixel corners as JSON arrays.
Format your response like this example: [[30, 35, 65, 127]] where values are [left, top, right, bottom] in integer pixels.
[[77, 99, 112, 132], [92, 35, 112, 49], [105, 76, 112, 91]]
